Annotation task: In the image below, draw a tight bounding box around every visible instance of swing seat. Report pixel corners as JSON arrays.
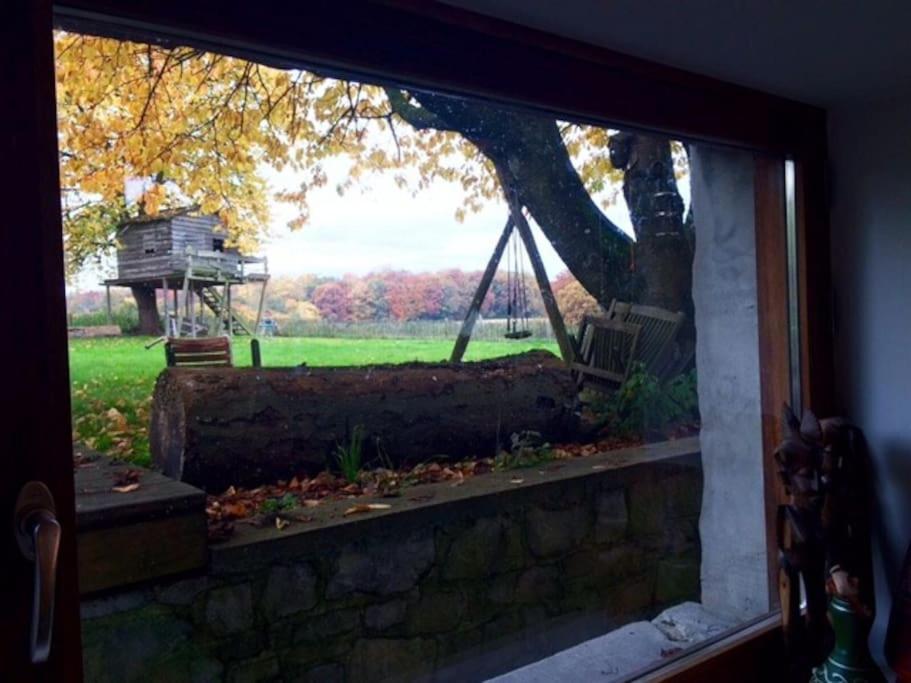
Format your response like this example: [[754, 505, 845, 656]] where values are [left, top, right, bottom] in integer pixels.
[[504, 330, 533, 340]]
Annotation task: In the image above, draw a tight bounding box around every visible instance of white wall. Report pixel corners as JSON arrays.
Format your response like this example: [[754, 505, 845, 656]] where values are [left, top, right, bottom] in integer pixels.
[[829, 93, 911, 665]]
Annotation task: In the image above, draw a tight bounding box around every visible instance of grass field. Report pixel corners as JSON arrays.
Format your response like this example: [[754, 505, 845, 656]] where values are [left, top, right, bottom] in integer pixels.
[[69, 336, 560, 466]]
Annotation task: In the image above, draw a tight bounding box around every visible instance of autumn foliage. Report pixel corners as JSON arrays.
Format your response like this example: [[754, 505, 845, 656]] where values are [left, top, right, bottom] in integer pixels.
[[53, 33, 631, 278]]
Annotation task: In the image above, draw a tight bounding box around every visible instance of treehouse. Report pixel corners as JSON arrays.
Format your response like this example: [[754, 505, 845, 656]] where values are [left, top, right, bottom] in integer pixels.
[[103, 209, 269, 337]]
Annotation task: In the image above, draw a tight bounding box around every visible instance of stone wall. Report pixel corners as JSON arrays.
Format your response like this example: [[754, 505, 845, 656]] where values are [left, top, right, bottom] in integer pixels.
[[80, 449, 701, 683]]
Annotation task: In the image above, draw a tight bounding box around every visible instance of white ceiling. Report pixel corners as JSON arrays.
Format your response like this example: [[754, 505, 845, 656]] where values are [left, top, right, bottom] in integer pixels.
[[443, 0, 911, 107]]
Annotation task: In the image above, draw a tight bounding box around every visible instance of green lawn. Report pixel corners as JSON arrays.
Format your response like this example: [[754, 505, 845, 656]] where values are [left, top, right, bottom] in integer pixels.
[[69, 336, 560, 466]]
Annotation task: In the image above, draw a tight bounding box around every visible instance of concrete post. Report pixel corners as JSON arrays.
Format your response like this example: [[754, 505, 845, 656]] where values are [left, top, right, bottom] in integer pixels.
[[690, 145, 770, 620]]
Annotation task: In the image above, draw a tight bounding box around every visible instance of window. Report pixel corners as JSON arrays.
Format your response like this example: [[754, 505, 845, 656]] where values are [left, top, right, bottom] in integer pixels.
[[53, 12, 803, 683], [212, 238, 224, 252]]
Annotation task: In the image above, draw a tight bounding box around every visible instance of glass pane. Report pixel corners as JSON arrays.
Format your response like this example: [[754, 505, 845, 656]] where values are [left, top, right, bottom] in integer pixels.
[[58, 26, 783, 682]]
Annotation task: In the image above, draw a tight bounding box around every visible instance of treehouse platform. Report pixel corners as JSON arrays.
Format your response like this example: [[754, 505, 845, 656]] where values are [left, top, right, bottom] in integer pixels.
[[103, 210, 269, 337]]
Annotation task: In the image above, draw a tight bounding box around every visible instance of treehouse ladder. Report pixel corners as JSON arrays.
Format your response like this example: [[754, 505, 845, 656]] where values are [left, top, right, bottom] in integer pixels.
[[199, 286, 251, 336]]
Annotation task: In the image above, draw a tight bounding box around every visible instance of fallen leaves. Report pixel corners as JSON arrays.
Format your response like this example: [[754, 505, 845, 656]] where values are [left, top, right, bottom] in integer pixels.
[[111, 468, 142, 493], [113, 468, 142, 486], [105, 407, 128, 432], [200, 432, 672, 543], [343, 503, 391, 517]]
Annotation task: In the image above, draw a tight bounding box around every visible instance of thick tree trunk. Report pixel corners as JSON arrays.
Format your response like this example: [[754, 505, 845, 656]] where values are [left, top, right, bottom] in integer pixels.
[[610, 133, 694, 324], [387, 90, 631, 305], [131, 285, 161, 336], [151, 351, 577, 492], [386, 90, 693, 318]]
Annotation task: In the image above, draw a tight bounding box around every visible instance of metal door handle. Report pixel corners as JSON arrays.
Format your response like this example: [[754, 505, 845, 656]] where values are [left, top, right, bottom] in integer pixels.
[[14, 482, 60, 664]]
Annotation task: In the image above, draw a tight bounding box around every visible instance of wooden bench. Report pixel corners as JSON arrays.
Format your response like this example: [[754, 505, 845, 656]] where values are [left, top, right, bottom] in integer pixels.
[[165, 336, 233, 367], [620, 303, 686, 380], [573, 300, 686, 390], [571, 317, 641, 390]]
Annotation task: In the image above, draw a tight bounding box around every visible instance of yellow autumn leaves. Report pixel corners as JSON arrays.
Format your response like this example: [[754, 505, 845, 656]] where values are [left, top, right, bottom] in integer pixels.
[[55, 32, 628, 275]]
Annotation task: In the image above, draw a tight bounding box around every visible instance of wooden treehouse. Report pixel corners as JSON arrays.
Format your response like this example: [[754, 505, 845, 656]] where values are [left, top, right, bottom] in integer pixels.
[[103, 211, 269, 337]]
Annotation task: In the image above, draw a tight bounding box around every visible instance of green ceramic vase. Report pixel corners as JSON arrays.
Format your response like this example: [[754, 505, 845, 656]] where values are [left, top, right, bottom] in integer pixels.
[[811, 596, 885, 683]]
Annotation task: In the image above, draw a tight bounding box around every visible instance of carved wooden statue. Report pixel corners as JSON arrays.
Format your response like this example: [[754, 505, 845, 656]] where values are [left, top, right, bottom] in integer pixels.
[[775, 405, 882, 682]]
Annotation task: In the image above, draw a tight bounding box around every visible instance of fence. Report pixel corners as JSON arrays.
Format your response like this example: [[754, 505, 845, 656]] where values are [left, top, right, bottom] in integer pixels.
[[279, 317, 558, 340]]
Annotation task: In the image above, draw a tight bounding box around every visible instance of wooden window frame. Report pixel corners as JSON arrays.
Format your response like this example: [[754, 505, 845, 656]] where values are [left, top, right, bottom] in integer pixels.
[[3, 1, 833, 679]]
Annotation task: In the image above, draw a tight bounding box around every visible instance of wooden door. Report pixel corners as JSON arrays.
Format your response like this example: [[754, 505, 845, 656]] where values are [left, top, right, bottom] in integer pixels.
[[0, 0, 84, 679]]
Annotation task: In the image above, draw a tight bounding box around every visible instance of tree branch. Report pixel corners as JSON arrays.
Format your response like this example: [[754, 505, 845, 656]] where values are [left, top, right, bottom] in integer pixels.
[[383, 88, 452, 131]]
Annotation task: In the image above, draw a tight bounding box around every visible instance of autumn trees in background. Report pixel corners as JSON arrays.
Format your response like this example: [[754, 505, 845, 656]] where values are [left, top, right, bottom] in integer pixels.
[[68, 268, 599, 332], [55, 33, 692, 327]]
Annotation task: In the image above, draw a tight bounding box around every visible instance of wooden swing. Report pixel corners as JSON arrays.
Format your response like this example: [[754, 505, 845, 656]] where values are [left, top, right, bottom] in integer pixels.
[[504, 227, 532, 339], [450, 198, 574, 363]]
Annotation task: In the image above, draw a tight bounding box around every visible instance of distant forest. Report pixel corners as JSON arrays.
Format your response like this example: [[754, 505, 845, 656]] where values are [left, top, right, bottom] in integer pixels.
[[67, 269, 600, 333]]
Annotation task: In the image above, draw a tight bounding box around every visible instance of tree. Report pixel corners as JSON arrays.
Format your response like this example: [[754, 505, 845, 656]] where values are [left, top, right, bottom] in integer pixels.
[[312, 282, 351, 322], [552, 271, 602, 327], [55, 33, 692, 326]]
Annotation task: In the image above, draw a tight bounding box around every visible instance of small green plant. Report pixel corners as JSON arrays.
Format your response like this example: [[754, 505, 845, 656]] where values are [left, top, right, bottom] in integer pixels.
[[597, 364, 698, 437], [260, 492, 298, 514], [335, 424, 366, 483], [495, 431, 555, 470]]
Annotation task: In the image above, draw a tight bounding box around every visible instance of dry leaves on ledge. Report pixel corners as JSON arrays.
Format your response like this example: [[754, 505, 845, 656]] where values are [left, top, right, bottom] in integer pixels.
[[343, 503, 392, 517]]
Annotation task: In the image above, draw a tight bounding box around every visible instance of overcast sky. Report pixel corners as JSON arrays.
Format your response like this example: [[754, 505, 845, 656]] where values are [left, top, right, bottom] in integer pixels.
[[72, 156, 646, 291], [260, 158, 636, 280]]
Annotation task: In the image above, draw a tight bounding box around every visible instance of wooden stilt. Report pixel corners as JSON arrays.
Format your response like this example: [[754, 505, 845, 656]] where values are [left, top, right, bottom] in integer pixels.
[[190, 287, 197, 338], [224, 280, 231, 337], [177, 272, 189, 338], [509, 202, 575, 364], [105, 285, 113, 324], [161, 278, 170, 336], [450, 218, 514, 362], [254, 257, 269, 337]]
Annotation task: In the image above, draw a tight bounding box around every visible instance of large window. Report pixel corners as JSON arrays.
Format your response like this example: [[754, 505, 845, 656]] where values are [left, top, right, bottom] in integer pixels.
[[59, 22, 792, 683]]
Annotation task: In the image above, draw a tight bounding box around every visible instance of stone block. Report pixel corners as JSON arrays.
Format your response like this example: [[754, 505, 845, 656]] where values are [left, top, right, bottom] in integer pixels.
[[365, 599, 408, 631], [81, 589, 152, 620], [206, 583, 254, 637], [155, 577, 210, 607], [487, 572, 517, 605], [563, 546, 648, 587], [526, 505, 591, 558], [328, 532, 434, 598], [441, 516, 525, 580], [605, 575, 656, 616], [515, 566, 561, 604], [659, 472, 702, 520], [300, 662, 345, 682], [481, 610, 524, 642], [81, 605, 221, 683], [347, 638, 437, 683], [226, 653, 281, 683], [262, 563, 318, 620], [213, 630, 269, 663], [627, 477, 665, 539], [654, 558, 700, 604], [293, 608, 360, 644], [657, 517, 700, 557], [594, 488, 628, 544], [406, 590, 466, 634]]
